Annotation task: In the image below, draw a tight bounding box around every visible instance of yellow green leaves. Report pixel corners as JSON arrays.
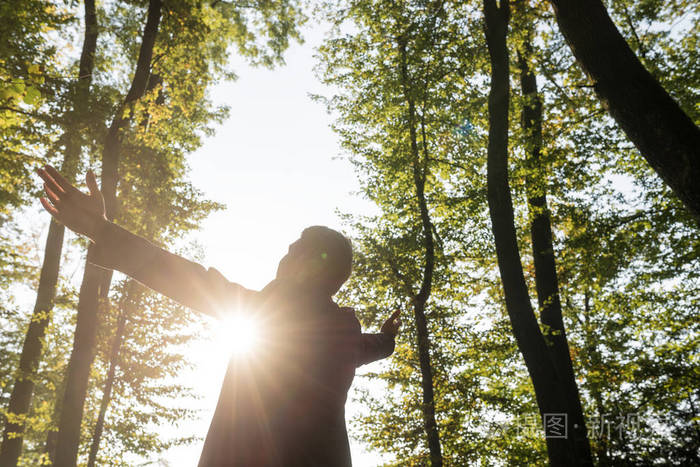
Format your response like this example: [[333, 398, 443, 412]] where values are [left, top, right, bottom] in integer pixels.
[[0, 61, 45, 134], [23, 86, 41, 106], [0, 76, 42, 108]]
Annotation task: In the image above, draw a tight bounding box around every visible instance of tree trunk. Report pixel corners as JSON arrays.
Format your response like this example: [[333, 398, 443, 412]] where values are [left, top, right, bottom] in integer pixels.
[[482, 0, 583, 465], [86, 282, 135, 467], [50, 2, 162, 465], [0, 2, 98, 465], [547, 0, 700, 223], [398, 38, 443, 467], [85, 75, 160, 463], [582, 289, 610, 465], [518, 24, 593, 464]]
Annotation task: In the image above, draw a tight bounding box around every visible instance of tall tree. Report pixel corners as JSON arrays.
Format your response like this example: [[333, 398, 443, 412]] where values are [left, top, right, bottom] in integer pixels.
[[50, 1, 163, 464], [531, 3, 699, 460], [85, 281, 130, 467], [0, 2, 98, 464], [396, 35, 443, 467], [483, 0, 592, 464], [514, 2, 593, 463], [546, 0, 700, 222], [316, 1, 490, 463], [48, 0, 306, 462], [84, 72, 164, 467]]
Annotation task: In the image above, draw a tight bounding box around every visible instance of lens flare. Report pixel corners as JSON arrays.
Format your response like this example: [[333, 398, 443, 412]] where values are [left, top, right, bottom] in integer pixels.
[[218, 314, 259, 356]]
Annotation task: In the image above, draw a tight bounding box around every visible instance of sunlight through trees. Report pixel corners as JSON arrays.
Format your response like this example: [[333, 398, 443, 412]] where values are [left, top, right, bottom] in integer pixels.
[[1, 0, 697, 465]]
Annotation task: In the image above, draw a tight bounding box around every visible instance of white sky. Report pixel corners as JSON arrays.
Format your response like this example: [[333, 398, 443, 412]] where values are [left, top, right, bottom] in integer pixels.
[[156, 22, 385, 467]]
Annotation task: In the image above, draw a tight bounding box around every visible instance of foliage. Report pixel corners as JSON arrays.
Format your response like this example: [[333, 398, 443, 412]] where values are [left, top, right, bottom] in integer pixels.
[[316, 0, 699, 464], [1, 0, 305, 464], [0, 0, 697, 464]]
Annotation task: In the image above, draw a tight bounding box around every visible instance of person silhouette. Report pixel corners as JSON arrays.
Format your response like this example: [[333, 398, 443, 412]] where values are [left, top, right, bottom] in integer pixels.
[[36, 165, 401, 466]]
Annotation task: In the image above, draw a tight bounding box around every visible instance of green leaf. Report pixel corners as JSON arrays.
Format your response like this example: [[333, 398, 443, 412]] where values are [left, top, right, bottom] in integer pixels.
[[23, 86, 40, 105]]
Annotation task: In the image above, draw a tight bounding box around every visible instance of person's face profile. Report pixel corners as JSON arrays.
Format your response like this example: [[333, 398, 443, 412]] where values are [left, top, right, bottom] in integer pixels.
[[276, 235, 328, 282], [275, 227, 351, 296]]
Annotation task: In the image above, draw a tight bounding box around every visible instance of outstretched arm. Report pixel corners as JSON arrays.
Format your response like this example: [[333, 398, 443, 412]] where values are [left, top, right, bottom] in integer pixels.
[[37, 165, 253, 318]]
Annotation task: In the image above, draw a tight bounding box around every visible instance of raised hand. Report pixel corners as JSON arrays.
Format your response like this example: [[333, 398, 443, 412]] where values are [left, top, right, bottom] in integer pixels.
[[380, 309, 402, 337], [37, 165, 106, 240]]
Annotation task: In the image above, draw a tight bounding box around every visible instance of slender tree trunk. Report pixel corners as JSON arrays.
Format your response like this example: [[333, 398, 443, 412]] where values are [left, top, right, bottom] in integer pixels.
[[86, 282, 134, 467], [398, 38, 443, 467], [482, 1, 586, 464], [0, 2, 98, 465], [582, 289, 610, 465], [85, 80, 161, 463], [547, 0, 700, 223], [517, 19, 593, 464], [50, 2, 162, 465]]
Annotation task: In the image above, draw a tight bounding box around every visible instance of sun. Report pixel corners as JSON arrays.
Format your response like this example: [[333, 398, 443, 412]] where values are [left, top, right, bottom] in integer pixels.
[[217, 313, 260, 356]]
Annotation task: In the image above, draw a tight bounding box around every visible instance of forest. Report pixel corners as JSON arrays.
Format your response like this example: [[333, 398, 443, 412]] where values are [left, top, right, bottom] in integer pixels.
[[0, 0, 698, 466]]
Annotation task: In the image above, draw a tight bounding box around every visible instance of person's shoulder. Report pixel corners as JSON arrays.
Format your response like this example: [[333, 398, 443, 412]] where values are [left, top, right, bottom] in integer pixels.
[[205, 267, 260, 308]]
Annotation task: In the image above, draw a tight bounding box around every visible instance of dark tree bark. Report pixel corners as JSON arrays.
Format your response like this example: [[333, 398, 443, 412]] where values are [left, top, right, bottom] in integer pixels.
[[0, 2, 98, 465], [482, 0, 591, 465], [518, 22, 593, 464], [547, 0, 700, 223], [84, 311, 124, 467], [86, 282, 136, 467], [50, 1, 162, 465], [398, 38, 443, 467]]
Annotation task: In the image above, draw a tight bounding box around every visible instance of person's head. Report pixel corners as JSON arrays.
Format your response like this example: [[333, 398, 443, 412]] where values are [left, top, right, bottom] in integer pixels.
[[276, 226, 353, 296]]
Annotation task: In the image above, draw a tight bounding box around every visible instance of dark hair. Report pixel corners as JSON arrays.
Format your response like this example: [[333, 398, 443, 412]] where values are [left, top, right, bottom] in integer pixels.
[[300, 226, 353, 295]]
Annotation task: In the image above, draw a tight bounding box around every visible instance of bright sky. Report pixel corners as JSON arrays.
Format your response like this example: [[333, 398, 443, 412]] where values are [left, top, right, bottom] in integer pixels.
[[156, 23, 385, 467]]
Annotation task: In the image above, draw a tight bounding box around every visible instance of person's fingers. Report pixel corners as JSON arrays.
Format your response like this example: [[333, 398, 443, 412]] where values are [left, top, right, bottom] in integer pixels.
[[36, 167, 65, 195], [44, 165, 74, 193], [390, 309, 401, 320], [44, 183, 61, 205], [86, 169, 100, 196], [40, 197, 60, 218]]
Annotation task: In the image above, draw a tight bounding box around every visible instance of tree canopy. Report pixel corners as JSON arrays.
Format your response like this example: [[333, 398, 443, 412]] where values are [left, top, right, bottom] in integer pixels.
[[1, 0, 697, 465]]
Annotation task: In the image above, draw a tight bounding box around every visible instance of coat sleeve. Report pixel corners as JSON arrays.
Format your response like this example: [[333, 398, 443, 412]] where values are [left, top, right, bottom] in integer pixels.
[[339, 307, 395, 367], [88, 220, 255, 318], [357, 333, 395, 367]]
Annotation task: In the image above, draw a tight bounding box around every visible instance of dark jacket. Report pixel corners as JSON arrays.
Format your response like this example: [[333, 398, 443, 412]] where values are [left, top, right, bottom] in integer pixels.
[[88, 221, 395, 466]]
